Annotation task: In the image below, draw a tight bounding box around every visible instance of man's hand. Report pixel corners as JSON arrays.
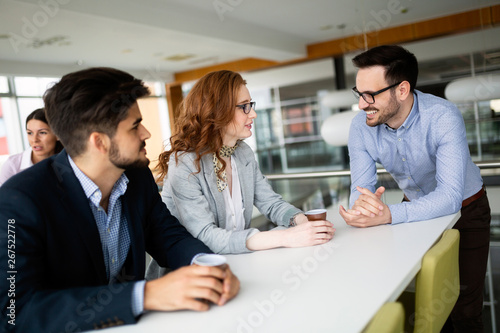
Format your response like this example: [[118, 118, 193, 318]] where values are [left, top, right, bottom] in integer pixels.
[[339, 186, 392, 227], [353, 186, 386, 217], [144, 264, 240, 312], [219, 264, 240, 306]]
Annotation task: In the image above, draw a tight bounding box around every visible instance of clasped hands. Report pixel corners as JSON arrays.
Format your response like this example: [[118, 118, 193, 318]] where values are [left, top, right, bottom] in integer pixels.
[[339, 186, 392, 227]]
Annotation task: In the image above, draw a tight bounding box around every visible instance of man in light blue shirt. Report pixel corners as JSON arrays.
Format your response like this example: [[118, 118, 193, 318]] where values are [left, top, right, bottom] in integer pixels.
[[340, 45, 491, 332]]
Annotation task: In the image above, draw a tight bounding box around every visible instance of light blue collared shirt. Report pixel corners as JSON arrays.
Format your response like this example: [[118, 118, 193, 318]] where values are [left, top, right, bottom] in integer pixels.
[[348, 90, 483, 224], [68, 156, 145, 316]]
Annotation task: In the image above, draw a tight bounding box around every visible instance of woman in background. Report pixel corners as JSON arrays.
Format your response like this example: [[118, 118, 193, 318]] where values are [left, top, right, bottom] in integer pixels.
[[0, 108, 63, 186], [147, 70, 334, 277]]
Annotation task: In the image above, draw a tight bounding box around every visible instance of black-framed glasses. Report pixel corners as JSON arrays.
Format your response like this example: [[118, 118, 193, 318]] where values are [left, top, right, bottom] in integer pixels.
[[236, 101, 256, 114], [352, 82, 401, 104]]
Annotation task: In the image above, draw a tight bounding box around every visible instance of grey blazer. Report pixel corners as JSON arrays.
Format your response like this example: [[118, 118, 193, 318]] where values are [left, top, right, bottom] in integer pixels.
[[165, 141, 300, 253]]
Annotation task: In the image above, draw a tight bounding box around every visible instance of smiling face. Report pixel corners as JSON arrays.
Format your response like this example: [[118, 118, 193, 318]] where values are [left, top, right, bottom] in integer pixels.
[[26, 119, 58, 163], [355, 66, 402, 128], [222, 84, 256, 146], [108, 102, 151, 170]]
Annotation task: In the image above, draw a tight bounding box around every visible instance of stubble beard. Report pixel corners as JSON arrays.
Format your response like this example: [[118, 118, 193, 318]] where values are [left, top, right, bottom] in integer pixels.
[[109, 140, 150, 170], [365, 93, 401, 127]]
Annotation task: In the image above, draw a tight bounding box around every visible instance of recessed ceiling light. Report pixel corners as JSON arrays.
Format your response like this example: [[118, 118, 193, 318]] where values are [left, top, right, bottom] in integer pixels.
[[164, 54, 196, 61], [121, 49, 133, 54], [320, 25, 333, 31], [189, 56, 218, 65]]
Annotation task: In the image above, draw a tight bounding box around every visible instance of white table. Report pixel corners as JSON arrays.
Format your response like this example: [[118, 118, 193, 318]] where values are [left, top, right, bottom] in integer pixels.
[[107, 209, 460, 333]]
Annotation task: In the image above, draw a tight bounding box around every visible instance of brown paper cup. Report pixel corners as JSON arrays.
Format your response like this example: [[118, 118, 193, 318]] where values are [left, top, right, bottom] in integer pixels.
[[305, 209, 327, 221]]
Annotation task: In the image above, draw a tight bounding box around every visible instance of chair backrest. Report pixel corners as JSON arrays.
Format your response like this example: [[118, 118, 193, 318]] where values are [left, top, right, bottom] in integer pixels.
[[413, 229, 460, 333], [363, 302, 405, 333]]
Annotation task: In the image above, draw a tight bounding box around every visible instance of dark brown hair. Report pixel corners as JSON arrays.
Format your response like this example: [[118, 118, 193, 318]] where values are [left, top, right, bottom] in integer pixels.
[[43, 67, 149, 157], [352, 45, 418, 92], [156, 70, 246, 183], [26, 108, 63, 154]]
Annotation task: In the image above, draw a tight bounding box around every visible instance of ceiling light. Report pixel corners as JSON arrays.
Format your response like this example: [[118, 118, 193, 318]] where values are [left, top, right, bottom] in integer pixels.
[[164, 54, 195, 61], [321, 110, 361, 147], [491, 99, 500, 113], [321, 89, 355, 108], [320, 90, 361, 147], [189, 56, 218, 65], [444, 74, 500, 102]]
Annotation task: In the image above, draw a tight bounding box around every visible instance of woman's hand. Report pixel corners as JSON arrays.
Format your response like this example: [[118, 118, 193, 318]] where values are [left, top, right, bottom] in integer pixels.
[[282, 220, 335, 248], [246, 220, 335, 251]]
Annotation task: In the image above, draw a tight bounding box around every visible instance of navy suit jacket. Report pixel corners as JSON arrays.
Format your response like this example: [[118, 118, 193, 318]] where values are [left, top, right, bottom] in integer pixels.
[[0, 151, 211, 332]]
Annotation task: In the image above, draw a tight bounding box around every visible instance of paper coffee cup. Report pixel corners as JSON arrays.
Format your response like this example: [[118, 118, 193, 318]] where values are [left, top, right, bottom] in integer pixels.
[[305, 209, 327, 221], [193, 254, 227, 304], [193, 254, 227, 268]]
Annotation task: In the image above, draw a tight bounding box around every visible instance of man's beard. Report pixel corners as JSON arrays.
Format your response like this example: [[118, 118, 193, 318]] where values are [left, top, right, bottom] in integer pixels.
[[365, 93, 400, 127], [109, 140, 149, 170]]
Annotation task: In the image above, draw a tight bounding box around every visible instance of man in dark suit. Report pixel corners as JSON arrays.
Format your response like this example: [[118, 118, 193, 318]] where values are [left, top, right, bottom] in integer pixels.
[[0, 67, 240, 332]]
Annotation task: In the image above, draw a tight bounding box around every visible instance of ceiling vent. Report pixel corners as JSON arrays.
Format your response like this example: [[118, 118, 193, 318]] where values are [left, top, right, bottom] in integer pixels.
[[28, 35, 70, 48]]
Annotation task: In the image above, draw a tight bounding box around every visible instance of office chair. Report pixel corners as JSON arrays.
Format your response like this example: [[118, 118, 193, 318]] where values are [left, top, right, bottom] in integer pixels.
[[398, 229, 460, 333], [363, 302, 405, 333]]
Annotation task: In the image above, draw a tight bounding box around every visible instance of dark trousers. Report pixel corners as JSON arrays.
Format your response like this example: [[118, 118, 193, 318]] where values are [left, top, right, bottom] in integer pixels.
[[441, 191, 491, 333]]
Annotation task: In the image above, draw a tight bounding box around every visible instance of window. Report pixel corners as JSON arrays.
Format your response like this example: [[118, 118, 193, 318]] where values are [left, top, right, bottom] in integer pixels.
[[0, 76, 171, 173]]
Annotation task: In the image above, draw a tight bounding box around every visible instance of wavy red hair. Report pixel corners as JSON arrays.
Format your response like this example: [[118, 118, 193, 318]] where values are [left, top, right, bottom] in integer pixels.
[[156, 70, 246, 183]]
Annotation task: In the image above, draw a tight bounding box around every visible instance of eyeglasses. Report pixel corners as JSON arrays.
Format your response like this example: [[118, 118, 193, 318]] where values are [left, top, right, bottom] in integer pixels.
[[352, 82, 401, 104], [236, 101, 256, 114]]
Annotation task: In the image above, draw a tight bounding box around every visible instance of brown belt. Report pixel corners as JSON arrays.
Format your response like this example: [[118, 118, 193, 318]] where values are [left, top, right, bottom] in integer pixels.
[[403, 185, 485, 208], [461, 186, 485, 208]]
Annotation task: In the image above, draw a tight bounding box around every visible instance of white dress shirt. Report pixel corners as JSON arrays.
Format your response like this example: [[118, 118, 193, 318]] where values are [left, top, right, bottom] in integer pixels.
[[222, 157, 245, 231]]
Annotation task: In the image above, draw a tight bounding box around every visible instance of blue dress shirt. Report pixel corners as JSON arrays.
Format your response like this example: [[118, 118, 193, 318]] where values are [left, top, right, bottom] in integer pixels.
[[68, 156, 145, 316], [348, 90, 483, 224]]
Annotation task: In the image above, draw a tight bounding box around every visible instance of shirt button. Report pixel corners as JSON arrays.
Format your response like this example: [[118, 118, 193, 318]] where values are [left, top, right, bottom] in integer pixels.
[[112, 258, 115, 264], [408, 176, 411, 180], [107, 228, 110, 233], [402, 158, 406, 162], [398, 138, 402, 141], [416, 189, 420, 192]]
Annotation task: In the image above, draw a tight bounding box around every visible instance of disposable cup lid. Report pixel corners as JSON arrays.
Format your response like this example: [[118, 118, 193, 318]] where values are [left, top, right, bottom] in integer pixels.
[[193, 254, 227, 267], [305, 209, 327, 215]]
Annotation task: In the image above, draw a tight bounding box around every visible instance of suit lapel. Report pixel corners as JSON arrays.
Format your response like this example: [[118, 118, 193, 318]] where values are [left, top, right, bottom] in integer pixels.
[[51, 152, 108, 282], [120, 194, 143, 280]]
